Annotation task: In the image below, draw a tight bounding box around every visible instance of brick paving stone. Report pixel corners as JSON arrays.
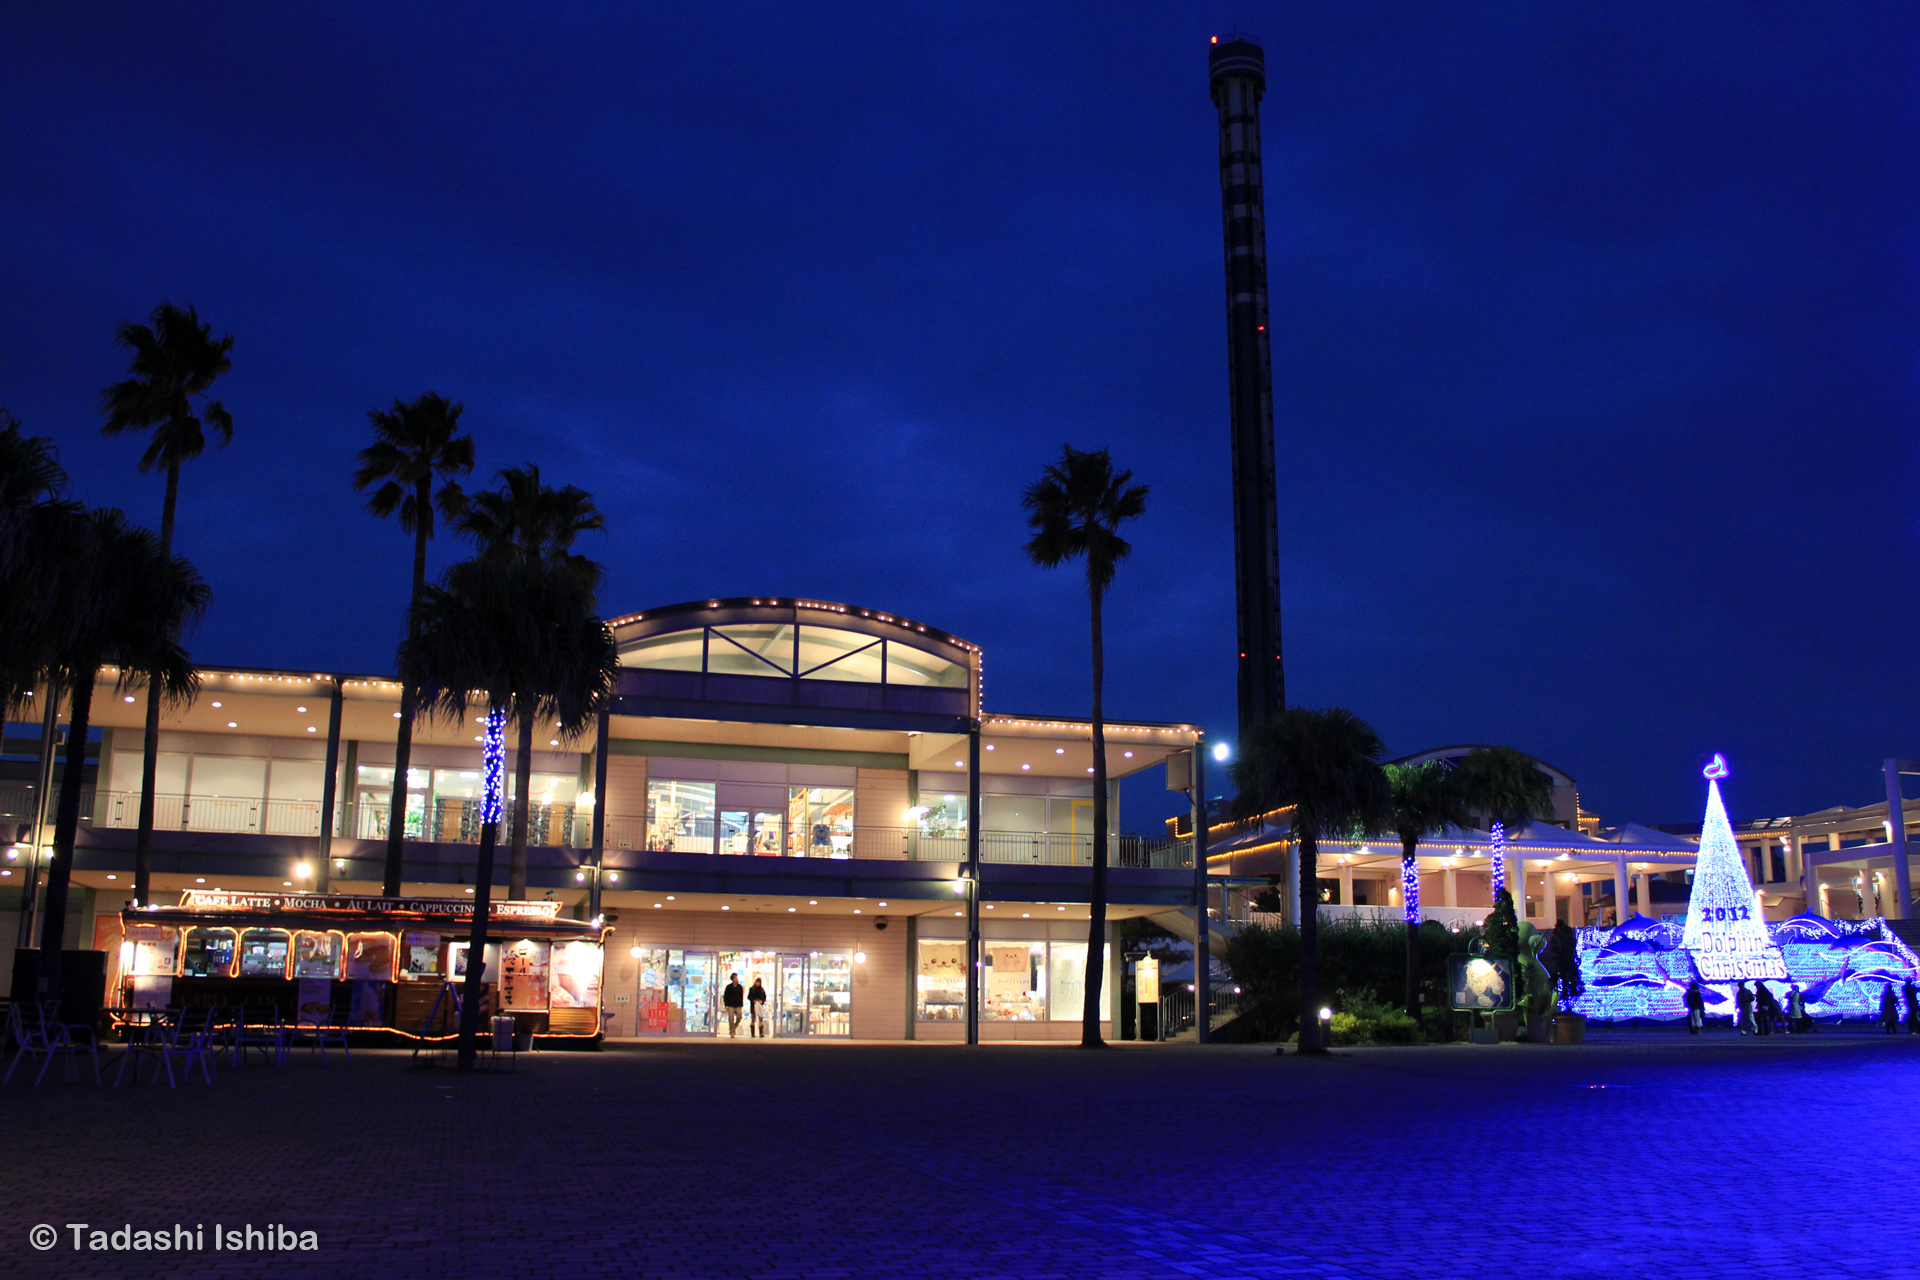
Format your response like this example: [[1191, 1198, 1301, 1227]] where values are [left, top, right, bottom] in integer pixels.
[[0, 1031, 1914, 1278]]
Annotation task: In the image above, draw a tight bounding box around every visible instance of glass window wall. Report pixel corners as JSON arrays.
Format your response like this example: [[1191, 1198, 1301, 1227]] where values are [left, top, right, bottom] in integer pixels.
[[787, 786, 855, 857], [620, 623, 966, 689], [915, 940, 1111, 1023], [647, 780, 716, 852]]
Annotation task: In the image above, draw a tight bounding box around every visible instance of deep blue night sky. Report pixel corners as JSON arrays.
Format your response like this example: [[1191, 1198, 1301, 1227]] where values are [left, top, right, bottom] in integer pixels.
[[3, 5, 1917, 829]]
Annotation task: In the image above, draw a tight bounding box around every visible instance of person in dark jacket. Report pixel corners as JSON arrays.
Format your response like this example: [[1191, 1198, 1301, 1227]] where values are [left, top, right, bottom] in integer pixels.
[[1905, 981, 1920, 1035], [722, 973, 745, 1037], [747, 976, 768, 1037], [1787, 983, 1813, 1033], [1734, 982, 1755, 1035], [1754, 983, 1782, 1036], [1684, 979, 1707, 1034], [1881, 983, 1900, 1034]]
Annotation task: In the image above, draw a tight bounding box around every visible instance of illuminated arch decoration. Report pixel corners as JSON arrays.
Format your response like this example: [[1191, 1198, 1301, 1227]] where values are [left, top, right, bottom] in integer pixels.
[[1679, 755, 1787, 981]]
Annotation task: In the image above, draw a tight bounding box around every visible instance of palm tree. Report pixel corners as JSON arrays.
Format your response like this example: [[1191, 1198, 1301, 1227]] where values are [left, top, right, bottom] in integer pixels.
[[1383, 760, 1471, 1018], [99, 301, 233, 907], [1230, 707, 1389, 1054], [398, 554, 619, 1069], [1454, 746, 1555, 915], [455, 464, 605, 899], [0, 412, 73, 702], [1023, 445, 1148, 1048], [353, 392, 475, 895], [38, 509, 205, 998]]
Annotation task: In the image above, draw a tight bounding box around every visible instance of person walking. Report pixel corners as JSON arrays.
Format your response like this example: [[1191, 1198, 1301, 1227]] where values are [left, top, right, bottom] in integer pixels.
[[1734, 981, 1755, 1035], [747, 976, 768, 1037], [1905, 980, 1920, 1035], [1880, 982, 1900, 1035], [1787, 983, 1813, 1034], [722, 972, 745, 1037], [1754, 982, 1781, 1036], [1684, 979, 1706, 1035]]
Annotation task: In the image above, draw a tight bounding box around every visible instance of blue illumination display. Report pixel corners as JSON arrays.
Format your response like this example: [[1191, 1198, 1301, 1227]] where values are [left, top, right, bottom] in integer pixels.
[[1680, 763, 1787, 980], [481, 706, 505, 826], [1401, 855, 1420, 924], [1574, 914, 1920, 1021], [1490, 821, 1507, 895]]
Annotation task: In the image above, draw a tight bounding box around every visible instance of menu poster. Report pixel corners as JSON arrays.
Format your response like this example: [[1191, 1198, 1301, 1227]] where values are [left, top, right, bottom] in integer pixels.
[[346, 932, 396, 981], [499, 940, 551, 1011], [988, 945, 1031, 1000], [350, 979, 385, 1026], [450, 942, 498, 982], [549, 941, 602, 1009], [131, 975, 173, 1009], [404, 932, 441, 976], [297, 978, 334, 1027], [294, 931, 342, 978]]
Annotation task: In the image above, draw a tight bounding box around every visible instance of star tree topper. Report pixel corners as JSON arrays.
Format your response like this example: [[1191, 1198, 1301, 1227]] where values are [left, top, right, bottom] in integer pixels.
[[1680, 755, 1787, 981]]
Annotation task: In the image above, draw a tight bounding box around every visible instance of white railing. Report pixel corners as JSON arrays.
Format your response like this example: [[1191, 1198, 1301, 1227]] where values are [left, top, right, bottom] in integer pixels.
[[97, 790, 326, 836]]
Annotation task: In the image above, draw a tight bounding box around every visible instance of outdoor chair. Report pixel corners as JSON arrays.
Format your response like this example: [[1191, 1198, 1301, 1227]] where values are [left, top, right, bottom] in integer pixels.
[[299, 995, 353, 1066], [118, 1006, 217, 1088], [4, 1001, 97, 1086], [147, 1005, 219, 1087], [234, 1005, 291, 1067]]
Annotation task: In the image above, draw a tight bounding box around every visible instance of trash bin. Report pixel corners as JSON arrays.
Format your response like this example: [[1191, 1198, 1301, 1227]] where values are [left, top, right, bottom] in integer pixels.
[[513, 1022, 534, 1053], [490, 1015, 515, 1052]]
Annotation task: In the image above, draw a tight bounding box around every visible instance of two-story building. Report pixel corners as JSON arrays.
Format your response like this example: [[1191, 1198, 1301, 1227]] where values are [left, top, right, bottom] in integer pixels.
[[4, 597, 1204, 1041]]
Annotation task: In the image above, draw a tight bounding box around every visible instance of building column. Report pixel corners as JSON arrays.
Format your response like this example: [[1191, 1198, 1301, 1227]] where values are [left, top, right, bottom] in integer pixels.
[[315, 679, 344, 893], [1285, 843, 1302, 926], [1337, 860, 1354, 910], [1613, 855, 1630, 925], [15, 684, 60, 945], [964, 723, 981, 1046], [1191, 737, 1209, 1044], [588, 708, 609, 921], [1443, 866, 1458, 909], [1885, 760, 1912, 920]]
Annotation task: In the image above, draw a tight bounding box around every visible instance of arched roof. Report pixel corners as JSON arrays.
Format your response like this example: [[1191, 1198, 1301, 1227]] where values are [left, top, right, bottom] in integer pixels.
[[606, 597, 979, 730]]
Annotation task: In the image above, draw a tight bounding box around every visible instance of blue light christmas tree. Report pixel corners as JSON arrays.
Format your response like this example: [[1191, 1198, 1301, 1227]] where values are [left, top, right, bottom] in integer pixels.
[[1680, 755, 1786, 981]]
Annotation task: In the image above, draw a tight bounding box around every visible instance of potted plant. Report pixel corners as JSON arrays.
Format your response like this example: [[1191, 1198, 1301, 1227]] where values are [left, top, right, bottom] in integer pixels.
[[1546, 920, 1586, 1043]]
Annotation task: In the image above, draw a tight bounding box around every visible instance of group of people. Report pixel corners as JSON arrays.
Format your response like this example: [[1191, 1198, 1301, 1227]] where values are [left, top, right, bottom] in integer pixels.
[[1683, 977, 1920, 1035], [721, 972, 771, 1037]]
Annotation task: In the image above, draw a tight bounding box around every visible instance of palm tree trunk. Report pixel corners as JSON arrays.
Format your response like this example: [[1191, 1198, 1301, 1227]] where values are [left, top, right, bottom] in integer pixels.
[[508, 712, 534, 900], [1402, 839, 1421, 1019], [457, 705, 504, 1071], [37, 667, 96, 1001], [455, 818, 499, 1071], [1297, 830, 1323, 1053], [132, 462, 181, 908], [383, 487, 433, 897], [1081, 580, 1108, 1047]]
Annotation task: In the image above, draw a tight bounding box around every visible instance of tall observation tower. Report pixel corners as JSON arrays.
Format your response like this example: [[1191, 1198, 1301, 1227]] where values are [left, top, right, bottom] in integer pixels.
[[1209, 35, 1284, 739]]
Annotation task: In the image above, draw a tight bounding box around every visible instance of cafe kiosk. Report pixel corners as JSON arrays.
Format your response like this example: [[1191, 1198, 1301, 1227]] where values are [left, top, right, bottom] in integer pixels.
[[115, 891, 608, 1044]]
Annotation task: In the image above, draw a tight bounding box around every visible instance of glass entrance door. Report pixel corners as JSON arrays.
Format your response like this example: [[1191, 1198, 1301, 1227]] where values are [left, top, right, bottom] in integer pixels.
[[668, 950, 716, 1034], [778, 954, 808, 1035], [717, 950, 781, 1035]]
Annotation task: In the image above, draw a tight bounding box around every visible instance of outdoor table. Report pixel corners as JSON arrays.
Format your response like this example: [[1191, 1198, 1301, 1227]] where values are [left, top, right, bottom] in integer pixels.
[[105, 1007, 176, 1087]]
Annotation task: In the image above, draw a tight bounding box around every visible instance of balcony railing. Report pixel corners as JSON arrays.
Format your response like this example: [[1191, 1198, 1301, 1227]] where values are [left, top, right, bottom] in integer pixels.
[[601, 820, 1192, 867], [73, 793, 1194, 869]]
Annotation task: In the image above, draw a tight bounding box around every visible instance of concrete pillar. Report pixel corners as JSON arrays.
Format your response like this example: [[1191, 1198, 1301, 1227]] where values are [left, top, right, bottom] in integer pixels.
[[314, 679, 344, 894], [1337, 860, 1354, 909], [1884, 760, 1912, 920], [1285, 844, 1301, 927], [1443, 867, 1458, 909], [1191, 738, 1209, 1044], [1613, 855, 1630, 925], [965, 723, 981, 1046]]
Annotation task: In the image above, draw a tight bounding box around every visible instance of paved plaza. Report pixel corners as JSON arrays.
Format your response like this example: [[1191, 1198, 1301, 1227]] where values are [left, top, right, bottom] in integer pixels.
[[2, 1032, 1916, 1279]]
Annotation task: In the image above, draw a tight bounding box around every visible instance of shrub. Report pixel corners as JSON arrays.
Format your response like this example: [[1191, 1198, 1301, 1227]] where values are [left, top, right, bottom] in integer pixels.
[[1225, 918, 1485, 1043]]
